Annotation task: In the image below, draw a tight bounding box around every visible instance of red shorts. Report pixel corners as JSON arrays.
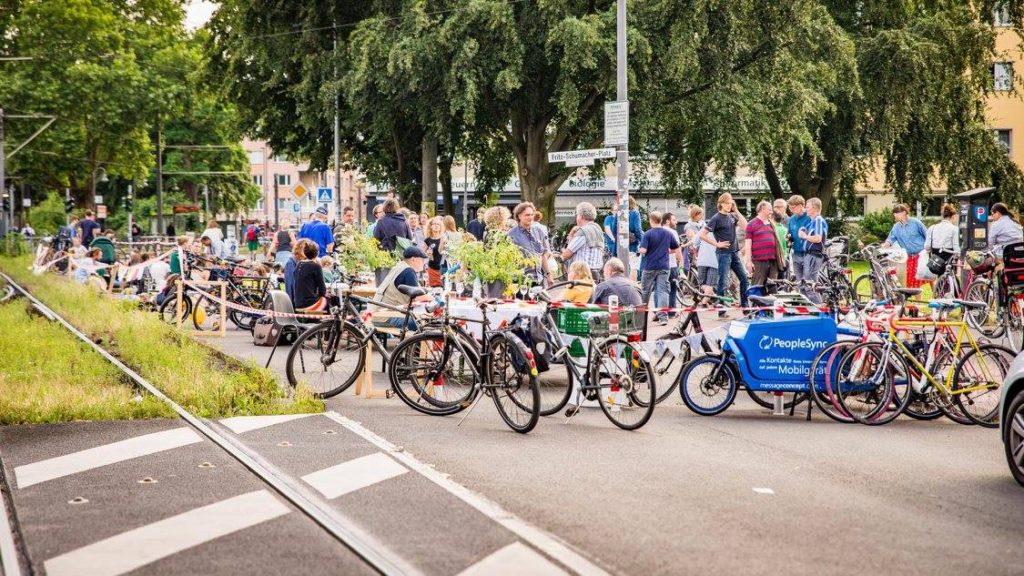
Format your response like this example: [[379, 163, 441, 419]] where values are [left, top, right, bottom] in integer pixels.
[[427, 267, 442, 288], [906, 254, 925, 288]]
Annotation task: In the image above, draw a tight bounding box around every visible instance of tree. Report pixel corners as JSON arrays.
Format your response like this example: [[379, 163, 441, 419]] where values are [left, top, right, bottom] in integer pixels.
[[764, 1, 1024, 212]]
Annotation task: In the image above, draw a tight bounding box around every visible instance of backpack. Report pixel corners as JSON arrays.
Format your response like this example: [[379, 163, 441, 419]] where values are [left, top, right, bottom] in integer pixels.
[[246, 226, 258, 241], [508, 315, 550, 374], [54, 226, 73, 252]]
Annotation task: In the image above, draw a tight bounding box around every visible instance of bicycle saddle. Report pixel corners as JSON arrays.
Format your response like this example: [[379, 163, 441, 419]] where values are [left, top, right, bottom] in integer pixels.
[[749, 296, 776, 307], [894, 288, 922, 297], [953, 299, 988, 310], [397, 285, 427, 298]]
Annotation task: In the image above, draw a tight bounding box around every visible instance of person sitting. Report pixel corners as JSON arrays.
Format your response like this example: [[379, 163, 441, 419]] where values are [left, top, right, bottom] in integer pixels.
[[292, 240, 329, 312], [319, 256, 339, 284], [591, 257, 642, 306], [73, 249, 103, 285], [373, 246, 433, 330], [285, 239, 312, 306], [561, 261, 595, 304]]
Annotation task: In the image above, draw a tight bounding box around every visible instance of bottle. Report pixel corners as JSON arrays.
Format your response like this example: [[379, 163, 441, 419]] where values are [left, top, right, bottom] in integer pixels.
[[472, 278, 482, 299], [608, 294, 619, 333]]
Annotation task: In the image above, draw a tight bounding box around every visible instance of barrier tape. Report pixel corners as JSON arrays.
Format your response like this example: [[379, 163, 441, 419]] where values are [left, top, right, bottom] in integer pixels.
[[182, 280, 329, 320]]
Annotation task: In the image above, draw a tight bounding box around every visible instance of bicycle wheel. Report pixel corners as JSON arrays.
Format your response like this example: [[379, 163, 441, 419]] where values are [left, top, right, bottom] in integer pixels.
[[533, 328, 572, 416], [389, 331, 478, 416], [590, 336, 656, 430], [191, 294, 224, 331], [1004, 297, 1024, 352], [158, 293, 192, 324], [651, 334, 692, 404], [834, 342, 899, 425], [486, 332, 540, 434], [678, 354, 737, 416], [924, 348, 975, 425], [285, 320, 365, 398], [965, 280, 1001, 337], [853, 274, 878, 303], [952, 344, 1014, 428], [807, 341, 856, 423]]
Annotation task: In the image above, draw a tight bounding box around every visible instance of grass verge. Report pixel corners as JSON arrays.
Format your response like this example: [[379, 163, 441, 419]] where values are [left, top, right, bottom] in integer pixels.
[[0, 299, 175, 424], [0, 255, 323, 421]]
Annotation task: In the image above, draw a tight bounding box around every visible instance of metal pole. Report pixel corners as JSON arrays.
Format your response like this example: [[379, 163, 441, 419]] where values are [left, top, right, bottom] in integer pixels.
[[127, 184, 134, 242], [614, 0, 631, 273], [273, 175, 279, 229], [0, 108, 7, 233], [463, 161, 469, 226], [333, 27, 342, 226], [65, 187, 71, 227], [203, 184, 210, 218], [156, 119, 164, 234]]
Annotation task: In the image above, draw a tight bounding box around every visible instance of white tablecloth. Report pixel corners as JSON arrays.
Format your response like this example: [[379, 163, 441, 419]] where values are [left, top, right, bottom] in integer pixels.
[[446, 299, 545, 338]]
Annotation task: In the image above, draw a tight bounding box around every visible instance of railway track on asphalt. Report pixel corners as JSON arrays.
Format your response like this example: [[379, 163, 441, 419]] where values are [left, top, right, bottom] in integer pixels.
[[0, 271, 413, 576]]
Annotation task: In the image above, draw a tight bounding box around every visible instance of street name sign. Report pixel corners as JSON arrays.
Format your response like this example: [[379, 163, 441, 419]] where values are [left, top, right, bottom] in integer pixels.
[[548, 148, 616, 167]]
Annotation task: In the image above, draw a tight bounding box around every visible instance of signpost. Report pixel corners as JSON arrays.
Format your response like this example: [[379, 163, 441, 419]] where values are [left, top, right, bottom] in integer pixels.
[[292, 182, 308, 199], [97, 205, 107, 219], [547, 148, 616, 167], [316, 187, 333, 203], [604, 101, 629, 147]]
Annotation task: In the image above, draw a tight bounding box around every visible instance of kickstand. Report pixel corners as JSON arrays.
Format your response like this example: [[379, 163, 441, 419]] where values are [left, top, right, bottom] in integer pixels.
[[456, 384, 486, 427], [804, 394, 813, 421]]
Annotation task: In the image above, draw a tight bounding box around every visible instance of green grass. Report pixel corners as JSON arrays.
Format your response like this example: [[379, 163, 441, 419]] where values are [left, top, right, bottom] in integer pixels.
[[0, 255, 323, 421], [0, 299, 175, 424]]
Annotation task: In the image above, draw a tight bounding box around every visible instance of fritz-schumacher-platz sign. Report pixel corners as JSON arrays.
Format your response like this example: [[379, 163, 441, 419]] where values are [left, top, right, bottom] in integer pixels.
[[547, 148, 617, 167]]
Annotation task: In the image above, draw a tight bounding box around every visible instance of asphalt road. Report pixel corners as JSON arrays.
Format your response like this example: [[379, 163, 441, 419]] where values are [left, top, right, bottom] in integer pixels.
[[209, 316, 1024, 576]]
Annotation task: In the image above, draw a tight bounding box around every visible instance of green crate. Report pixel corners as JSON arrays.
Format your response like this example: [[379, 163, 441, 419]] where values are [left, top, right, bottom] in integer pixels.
[[555, 307, 643, 337]]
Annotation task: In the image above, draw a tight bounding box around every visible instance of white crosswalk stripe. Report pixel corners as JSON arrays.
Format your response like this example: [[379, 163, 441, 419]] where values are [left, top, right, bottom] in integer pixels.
[[458, 542, 569, 576], [218, 414, 315, 434], [43, 490, 290, 576], [301, 452, 408, 499], [14, 428, 202, 489]]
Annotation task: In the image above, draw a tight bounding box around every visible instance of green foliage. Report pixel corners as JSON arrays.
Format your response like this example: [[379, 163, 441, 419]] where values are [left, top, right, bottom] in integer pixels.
[[450, 231, 534, 290], [859, 209, 896, 243], [0, 256, 323, 417], [0, 233, 31, 257], [334, 229, 396, 275], [28, 192, 67, 236]]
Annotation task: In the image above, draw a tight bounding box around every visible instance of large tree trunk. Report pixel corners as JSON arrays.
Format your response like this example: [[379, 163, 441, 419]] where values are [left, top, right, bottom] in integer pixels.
[[438, 149, 455, 218], [509, 117, 570, 225], [764, 155, 786, 200], [420, 136, 438, 217]]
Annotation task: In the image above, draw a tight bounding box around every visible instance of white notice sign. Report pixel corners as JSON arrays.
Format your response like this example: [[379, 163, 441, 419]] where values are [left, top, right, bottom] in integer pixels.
[[604, 101, 629, 147], [548, 148, 616, 166]]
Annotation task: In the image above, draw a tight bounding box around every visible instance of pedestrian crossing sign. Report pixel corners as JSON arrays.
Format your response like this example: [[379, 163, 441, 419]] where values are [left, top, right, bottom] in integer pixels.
[[317, 187, 333, 203]]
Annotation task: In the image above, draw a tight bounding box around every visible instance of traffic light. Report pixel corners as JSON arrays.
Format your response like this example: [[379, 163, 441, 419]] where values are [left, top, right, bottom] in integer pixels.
[[122, 197, 132, 211], [64, 199, 74, 213]]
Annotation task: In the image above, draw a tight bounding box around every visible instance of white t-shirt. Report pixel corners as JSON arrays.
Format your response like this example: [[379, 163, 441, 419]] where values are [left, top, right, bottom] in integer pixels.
[[149, 260, 170, 292], [202, 228, 223, 244], [665, 227, 681, 268]]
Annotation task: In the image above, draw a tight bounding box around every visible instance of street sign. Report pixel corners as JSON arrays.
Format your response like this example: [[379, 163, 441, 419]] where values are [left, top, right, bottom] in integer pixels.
[[94, 195, 103, 205], [604, 100, 629, 146], [97, 205, 107, 219], [316, 187, 333, 203], [547, 148, 616, 167], [292, 202, 301, 213], [292, 182, 308, 199], [21, 198, 30, 207]]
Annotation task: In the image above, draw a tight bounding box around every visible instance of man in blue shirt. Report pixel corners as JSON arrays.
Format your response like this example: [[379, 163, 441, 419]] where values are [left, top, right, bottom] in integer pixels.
[[603, 197, 644, 268], [298, 206, 335, 257], [639, 211, 680, 324], [883, 203, 927, 288], [785, 195, 812, 284]]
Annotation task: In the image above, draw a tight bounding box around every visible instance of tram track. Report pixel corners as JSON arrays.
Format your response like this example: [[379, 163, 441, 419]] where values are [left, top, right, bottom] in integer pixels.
[[0, 271, 414, 576]]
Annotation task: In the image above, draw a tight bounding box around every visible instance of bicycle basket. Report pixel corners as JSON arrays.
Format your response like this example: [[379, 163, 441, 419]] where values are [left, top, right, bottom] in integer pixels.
[[967, 251, 996, 275]]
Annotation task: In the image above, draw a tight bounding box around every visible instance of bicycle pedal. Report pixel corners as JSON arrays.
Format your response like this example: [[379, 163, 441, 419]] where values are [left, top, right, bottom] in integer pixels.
[[385, 389, 395, 399], [564, 404, 580, 418]]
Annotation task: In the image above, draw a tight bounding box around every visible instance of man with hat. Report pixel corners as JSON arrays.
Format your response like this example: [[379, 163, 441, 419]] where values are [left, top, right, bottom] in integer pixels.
[[374, 246, 433, 329], [299, 206, 335, 257]]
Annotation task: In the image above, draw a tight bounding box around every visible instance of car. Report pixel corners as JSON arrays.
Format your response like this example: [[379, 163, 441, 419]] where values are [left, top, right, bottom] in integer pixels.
[[1000, 350, 1024, 486]]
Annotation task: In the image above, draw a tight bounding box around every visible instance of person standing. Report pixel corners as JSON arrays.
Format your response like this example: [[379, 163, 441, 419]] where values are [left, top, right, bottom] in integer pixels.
[[785, 195, 811, 284], [467, 207, 486, 240], [130, 222, 142, 243], [988, 202, 1024, 258], [560, 202, 606, 282], [682, 205, 705, 273], [773, 198, 789, 227], [299, 206, 336, 257], [165, 222, 176, 237], [744, 201, 780, 289], [78, 210, 100, 246], [663, 212, 683, 314], [639, 211, 680, 324], [269, 225, 296, 265], [797, 198, 828, 303], [334, 206, 357, 236], [924, 204, 960, 276], [533, 210, 549, 236], [883, 203, 927, 289], [773, 209, 789, 279], [366, 203, 384, 237], [408, 213, 426, 249], [423, 217, 445, 287], [604, 197, 644, 273], [701, 193, 749, 318], [201, 220, 223, 244], [244, 222, 261, 255], [509, 202, 551, 286]]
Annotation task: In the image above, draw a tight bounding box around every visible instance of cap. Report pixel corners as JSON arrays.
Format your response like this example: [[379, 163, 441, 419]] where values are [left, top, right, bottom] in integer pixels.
[[315, 206, 329, 216], [403, 246, 428, 259]]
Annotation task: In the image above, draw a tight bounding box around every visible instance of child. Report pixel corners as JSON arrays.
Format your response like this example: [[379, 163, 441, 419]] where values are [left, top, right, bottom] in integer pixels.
[[73, 249, 102, 284], [562, 261, 595, 304], [319, 256, 339, 284]]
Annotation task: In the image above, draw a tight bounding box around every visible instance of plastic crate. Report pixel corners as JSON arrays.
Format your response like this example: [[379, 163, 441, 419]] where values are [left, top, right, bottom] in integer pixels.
[[555, 307, 642, 337]]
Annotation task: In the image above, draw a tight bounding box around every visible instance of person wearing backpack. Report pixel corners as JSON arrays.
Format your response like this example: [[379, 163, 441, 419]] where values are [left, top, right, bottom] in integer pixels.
[[245, 223, 261, 255]]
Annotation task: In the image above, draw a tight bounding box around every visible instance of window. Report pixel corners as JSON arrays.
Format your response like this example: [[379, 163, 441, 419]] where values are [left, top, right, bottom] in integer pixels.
[[272, 154, 288, 163], [994, 4, 1012, 26], [994, 62, 1014, 91], [252, 175, 263, 186], [924, 196, 945, 217], [256, 199, 264, 210], [277, 199, 288, 210], [275, 174, 291, 186], [995, 129, 1012, 154], [247, 150, 264, 165]]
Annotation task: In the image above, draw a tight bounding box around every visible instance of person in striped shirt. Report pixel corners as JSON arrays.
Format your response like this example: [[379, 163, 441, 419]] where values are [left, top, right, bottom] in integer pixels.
[[797, 197, 828, 303], [743, 201, 780, 288]]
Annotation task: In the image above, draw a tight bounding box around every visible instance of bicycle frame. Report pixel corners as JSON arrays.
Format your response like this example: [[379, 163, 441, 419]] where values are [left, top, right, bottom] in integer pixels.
[[886, 316, 997, 397]]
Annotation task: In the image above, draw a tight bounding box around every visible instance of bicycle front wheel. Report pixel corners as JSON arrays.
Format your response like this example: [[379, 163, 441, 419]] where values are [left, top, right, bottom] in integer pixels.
[[952, 344, 1014, 428], [389, 331, 478, 416], [285, 320, 365, 398], [591, 336, 656, 430], [158, 293, 192, 325], [834, 342, 900, 425], [807, 341, 856, 423], [965, 280, 1001, 337], [487, 332, 540, 434]]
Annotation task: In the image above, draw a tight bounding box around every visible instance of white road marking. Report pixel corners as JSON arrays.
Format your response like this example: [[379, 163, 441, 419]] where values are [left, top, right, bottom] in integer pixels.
[[43, 490, 289, 576], [0, 483, 24, 576], [14, 428, 202, 489], [752, 487, 775, 495], [324, 411, 610, 576], [218, 414, 314, 434], [301, 453, 408, 499], [458, 542, 569, 576]]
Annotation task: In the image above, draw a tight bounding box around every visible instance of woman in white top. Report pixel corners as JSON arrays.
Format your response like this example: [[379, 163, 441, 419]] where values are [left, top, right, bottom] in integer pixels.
[[201, 219, 223, 244], [924, 203, 960, 264], [682, 205, 705, 272]]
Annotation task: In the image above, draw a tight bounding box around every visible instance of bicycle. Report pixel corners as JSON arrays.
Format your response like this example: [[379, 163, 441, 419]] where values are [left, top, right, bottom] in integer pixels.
[[284, 282, 424, 398], [835, 291, 1014, 427], [387, 296, 542, 434], [852, 243, 904, 305]]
